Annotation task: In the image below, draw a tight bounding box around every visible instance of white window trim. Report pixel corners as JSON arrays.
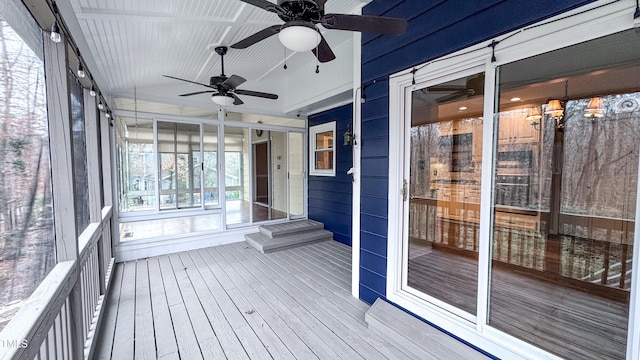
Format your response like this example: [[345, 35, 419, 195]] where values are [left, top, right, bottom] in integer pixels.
[[309, 121, 337, 177], [387, 1, 639, 360]]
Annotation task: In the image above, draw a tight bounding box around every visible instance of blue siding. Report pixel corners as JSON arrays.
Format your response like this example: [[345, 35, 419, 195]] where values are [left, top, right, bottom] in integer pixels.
[[359, 0, 594, 303], [308, 104, 353, 246]]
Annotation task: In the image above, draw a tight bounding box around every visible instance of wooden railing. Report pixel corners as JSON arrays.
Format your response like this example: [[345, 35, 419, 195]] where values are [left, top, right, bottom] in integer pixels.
[[0, 207, 115, 360], [409, 199, 634, 295]]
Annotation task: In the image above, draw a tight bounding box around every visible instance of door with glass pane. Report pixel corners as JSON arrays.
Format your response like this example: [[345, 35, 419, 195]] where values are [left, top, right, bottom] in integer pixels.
[[404, 70, 485, 318], [487, 30, 639, 360]]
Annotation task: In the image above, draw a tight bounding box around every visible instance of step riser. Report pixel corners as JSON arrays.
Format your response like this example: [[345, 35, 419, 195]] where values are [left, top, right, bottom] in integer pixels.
[[245, 221, 333, 253], [259, 220, 324, 238]]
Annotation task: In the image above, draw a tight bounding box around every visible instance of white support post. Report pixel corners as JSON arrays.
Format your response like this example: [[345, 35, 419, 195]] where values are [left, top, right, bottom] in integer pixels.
[[43, 32, 84, 360]]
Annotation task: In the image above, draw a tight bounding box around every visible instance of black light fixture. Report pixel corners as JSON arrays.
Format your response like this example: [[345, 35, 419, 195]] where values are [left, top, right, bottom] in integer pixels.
[[50, 22, 61, 43], [343, 123, 354, 146], [544, 80, 569, 131]]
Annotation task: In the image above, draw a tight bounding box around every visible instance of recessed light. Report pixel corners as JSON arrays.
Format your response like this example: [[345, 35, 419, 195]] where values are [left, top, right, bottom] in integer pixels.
[[511, 97, 521, 102], [458, 106, 468, 111]]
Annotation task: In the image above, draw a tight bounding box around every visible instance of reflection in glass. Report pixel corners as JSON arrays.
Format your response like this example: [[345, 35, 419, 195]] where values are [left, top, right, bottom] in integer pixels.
[[406, 71, 484, 316], [225, 127, 249, 225], [488, 30, 640, 360], [157, 122, 202, 210], [69, 72, 90, 234], [203, 124, 218, 207], [116, 118, 155, 212], [315, 130, 334, 170], [289, 133, 305, 217], [0, 18, 54, 331]]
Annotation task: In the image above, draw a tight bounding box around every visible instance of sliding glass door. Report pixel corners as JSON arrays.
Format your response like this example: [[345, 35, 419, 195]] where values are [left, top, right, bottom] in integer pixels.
[[398, 29, 640, 360]]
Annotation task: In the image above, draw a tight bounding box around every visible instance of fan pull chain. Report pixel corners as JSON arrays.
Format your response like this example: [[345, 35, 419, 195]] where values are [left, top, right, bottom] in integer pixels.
[[315, 43, 320, 74], [283, 47, 288, 70]]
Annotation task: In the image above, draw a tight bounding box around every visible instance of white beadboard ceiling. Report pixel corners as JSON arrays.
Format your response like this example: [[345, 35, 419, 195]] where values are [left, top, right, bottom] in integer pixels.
[[60, 0, 368, 117]]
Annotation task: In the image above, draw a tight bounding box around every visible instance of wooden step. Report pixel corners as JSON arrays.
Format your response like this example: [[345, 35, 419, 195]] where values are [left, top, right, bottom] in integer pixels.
[[365, 299, 493, 360], [245, 229, 333, 253], [258, 219, 325, 238]]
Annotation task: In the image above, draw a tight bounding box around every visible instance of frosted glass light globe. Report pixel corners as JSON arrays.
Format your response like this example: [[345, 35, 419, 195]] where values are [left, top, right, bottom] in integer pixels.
[[279, 25, 321, 52]]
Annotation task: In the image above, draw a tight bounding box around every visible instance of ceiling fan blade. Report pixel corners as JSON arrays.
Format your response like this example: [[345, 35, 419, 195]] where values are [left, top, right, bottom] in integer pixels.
[[231, 93, 244, 105], [315, 0, 327, 10], [321, 14, 408, 35], [231, 25, 281, 49], [179, 90, 215, 97], [311, 34, 336, 63], [222, 74, 247, 89], [238, 0, 281, 12], [163, 75, 214, 88], [427, 85, 466, 92], [436, 91, 467, 104], [234, 89, 279, 100]]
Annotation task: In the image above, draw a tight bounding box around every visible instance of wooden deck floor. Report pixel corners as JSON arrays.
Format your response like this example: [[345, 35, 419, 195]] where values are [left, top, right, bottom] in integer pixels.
[[408, 247, 629, 360], [95, 240, 425, 360]]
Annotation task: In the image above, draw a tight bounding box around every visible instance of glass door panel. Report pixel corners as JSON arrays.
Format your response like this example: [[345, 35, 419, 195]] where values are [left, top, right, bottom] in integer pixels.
[[157, 121, 202, 210], [225, 127, 249, 225], [289, 132, 305, 218], [176, 123, 201, 208], [268, 131, 287, 221], [406, 71, 485, 317], [158, 121, 176, 209], [488, 30, 639, 360], [203, 124, 219, 207]]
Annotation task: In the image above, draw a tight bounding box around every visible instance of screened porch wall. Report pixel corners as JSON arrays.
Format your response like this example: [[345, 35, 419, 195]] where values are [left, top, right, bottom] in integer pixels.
[[308, 103, 353, 246], [358, 0, 595, 305]]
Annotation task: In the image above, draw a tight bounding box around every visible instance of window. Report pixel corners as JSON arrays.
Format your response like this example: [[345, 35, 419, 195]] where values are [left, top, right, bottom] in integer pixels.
[[69, 72, 89, 234], [309, 122, 335, 176], [0, 15, 54, 331]]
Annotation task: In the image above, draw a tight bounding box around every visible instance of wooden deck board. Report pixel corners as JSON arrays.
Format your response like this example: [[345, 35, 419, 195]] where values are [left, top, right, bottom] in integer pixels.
[[157, 256, 204, 360], [110, 262, 136, 359], [200, 247, 318, 360], [94, 260, 123, 360], [97, 240, 484, 360], [134, 260, 156, 360], [147, 258, 179, 359]]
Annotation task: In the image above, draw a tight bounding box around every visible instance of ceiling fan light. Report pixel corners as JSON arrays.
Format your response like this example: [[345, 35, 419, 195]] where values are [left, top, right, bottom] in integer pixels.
[[212, 94, 235, 106], [279, 24, 321, 52]]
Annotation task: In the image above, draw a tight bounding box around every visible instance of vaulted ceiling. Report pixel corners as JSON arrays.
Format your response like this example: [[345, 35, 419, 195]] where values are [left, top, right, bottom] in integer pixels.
[[48, 0, 369, 118]]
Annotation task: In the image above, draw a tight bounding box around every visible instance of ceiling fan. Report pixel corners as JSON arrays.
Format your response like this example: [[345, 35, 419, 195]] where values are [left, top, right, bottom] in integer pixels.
[[231, 0, 408, 63], [427, 74, 485, 103], [163, 46, 278, 106]]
